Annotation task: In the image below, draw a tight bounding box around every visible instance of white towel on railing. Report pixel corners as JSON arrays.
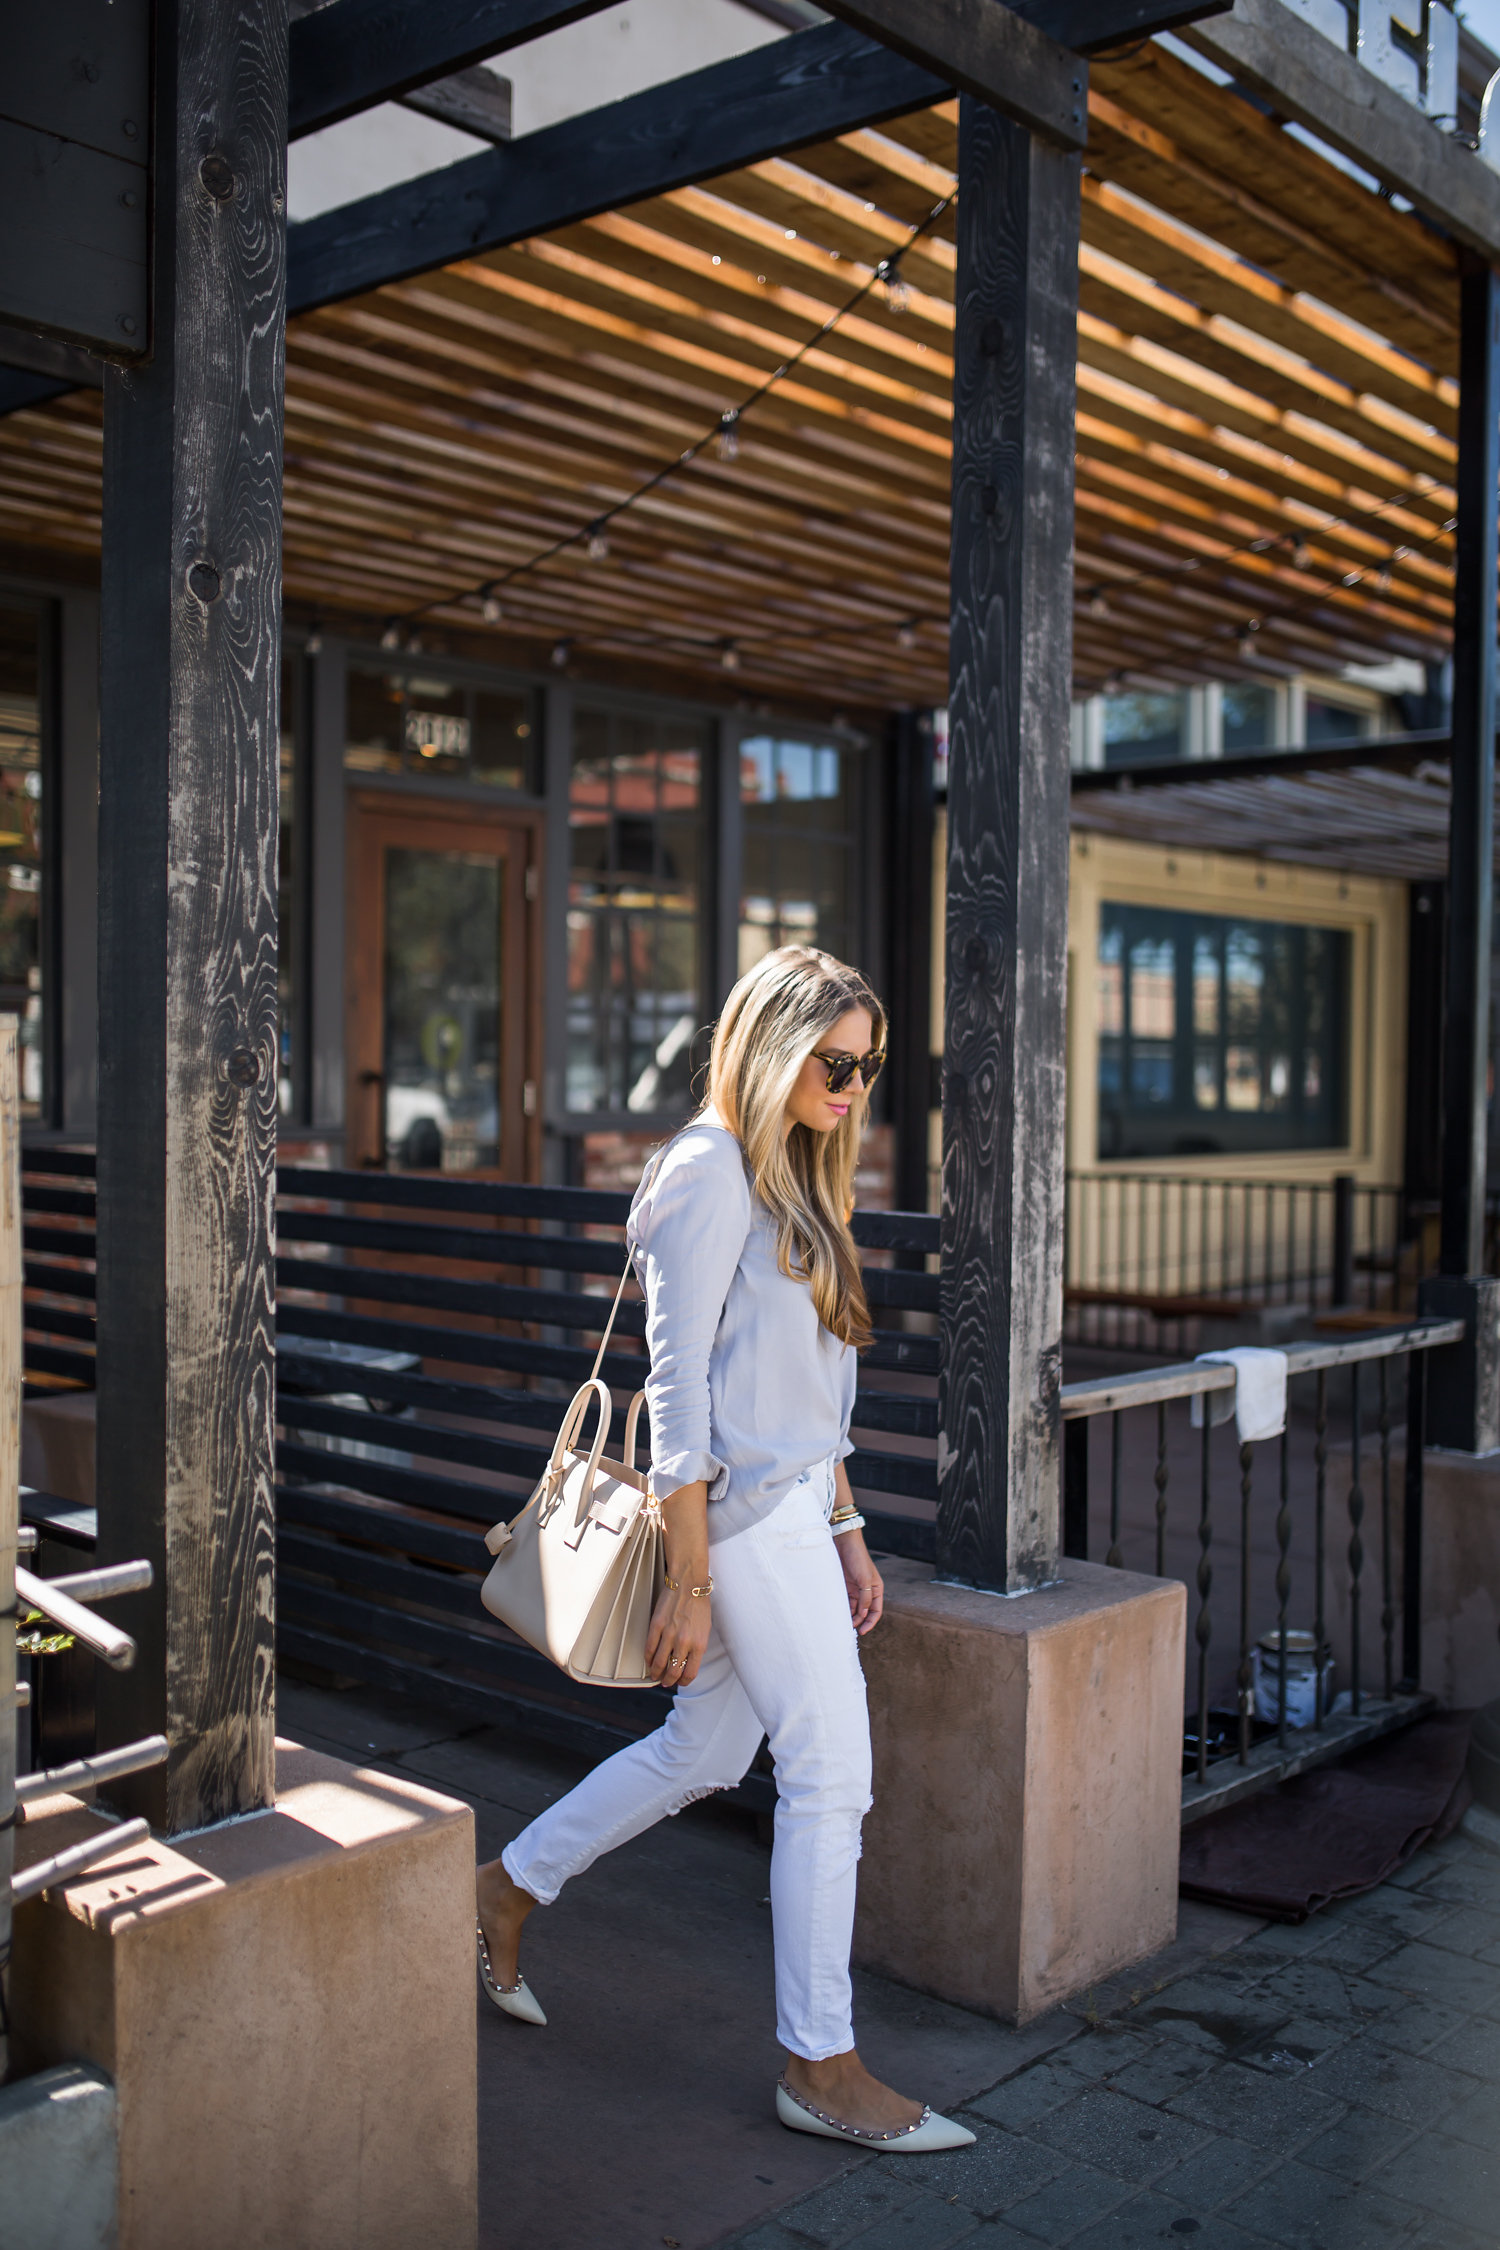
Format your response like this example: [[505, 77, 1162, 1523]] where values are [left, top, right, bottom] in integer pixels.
[[1190, 1346, 1288, 1444]]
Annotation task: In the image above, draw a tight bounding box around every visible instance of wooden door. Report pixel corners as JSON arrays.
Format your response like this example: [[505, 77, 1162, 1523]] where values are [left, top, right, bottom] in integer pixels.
[[346, 795, 541, 1177]]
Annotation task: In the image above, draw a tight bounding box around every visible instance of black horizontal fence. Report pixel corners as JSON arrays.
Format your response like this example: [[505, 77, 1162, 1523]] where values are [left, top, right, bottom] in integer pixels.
[[20, 1148, 939, 1802], [1060, 1319, 1461, 1809]]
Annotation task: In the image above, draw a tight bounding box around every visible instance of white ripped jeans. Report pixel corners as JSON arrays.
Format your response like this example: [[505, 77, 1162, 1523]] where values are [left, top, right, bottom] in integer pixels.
[[501, 1461, 873, 2060]]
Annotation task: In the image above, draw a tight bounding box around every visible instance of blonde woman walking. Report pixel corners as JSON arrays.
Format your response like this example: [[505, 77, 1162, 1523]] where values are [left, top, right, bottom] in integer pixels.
[[475, 946, 973, 2150]]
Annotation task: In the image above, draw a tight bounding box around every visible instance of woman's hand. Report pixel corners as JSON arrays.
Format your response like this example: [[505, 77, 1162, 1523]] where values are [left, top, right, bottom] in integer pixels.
[[646, 1479, 712, 1687], [836, 1528, 883, 1635]]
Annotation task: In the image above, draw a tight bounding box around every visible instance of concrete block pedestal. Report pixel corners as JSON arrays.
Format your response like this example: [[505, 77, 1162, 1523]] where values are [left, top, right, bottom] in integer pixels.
[[9, 1740, 477, 2250], [856, 1558, 1186, 2026]]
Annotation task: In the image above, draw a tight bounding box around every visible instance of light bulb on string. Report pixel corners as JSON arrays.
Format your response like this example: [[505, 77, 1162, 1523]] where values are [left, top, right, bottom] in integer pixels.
[[587, 524, 610, 562], [1292, 541, 1311, 569], [481, 590, 503, 624], [305, 625, 323, 657], [1088, 591, 1109, 618], [380, 622, 401, 651], [897, 620, 918, 651], [717, 408, 740, 463], [551, 638, 571, 669], [720, 640, 741, 672], [877, 258, 910, 314]]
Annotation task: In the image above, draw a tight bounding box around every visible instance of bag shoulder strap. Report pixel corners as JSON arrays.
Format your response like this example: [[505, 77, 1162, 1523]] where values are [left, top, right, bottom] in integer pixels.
[[588, 1141, 670, 1383]]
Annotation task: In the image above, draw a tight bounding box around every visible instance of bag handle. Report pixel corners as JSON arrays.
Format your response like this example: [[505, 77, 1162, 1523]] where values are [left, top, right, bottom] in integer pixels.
[[622, 1389, 647, 1471]]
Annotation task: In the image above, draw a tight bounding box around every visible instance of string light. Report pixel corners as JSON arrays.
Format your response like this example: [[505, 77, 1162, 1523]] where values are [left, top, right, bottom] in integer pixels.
[[380, 621, 401, 650], [1292, 541, 1311, 569], [877, 258, 911, 315], [481, 590, 503, 623], [720, 640, 741, 671], [304, 624, 323, 656], [386, 191, 955, 643], [897, 621, 919, 651], [717, 408, 740, 464], [587, 524, 610, 561], [551, 638, 571, 669]]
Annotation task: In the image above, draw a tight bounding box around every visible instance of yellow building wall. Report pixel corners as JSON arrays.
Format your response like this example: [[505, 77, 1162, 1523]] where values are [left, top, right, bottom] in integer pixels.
[[927, 811, 1410, 1225]]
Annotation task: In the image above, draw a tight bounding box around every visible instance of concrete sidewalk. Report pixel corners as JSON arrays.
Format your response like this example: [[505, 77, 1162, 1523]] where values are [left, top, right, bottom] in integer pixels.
[[277, 1674, 1260, 2250], [720, 1816, 1500, 2250]]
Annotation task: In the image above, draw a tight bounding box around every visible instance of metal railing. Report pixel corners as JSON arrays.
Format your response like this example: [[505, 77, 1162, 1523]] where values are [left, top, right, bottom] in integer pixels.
[[1061, 1317, 1461, 1816], [16, 1146, 1461, 1821], [1062, 1169, 1481, 1350]]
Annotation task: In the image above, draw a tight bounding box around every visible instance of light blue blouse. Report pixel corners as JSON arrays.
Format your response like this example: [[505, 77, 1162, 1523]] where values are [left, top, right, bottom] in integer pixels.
[[627, 1122, 857, 1543]]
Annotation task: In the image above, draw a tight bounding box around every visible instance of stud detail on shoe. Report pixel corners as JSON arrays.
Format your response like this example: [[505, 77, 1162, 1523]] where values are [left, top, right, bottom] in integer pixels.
[[777, 2077, 930, 2142]]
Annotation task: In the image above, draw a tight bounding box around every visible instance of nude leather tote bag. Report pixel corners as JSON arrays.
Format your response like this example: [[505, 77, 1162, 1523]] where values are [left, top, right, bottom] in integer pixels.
[[479, 1251, 664, 1687]]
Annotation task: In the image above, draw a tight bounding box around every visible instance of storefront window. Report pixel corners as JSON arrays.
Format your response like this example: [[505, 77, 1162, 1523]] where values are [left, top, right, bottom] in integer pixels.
[[345, 664, 538, 791], [739, 734, 858, 974], [1097, 902, 1349, 1158], [0, 606, 44, 1119], [1304, 693, 1374, 745], [1221, 683, 1277, 753], [567, 708, 705, 1115], [1103, 691, 1185, 768]]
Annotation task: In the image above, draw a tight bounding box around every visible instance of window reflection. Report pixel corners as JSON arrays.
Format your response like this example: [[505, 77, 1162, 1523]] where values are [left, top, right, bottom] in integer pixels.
[[1097, 902, 1348, 1158], [567, 709, 705, 1115], [345, 665, 537, 790], [738, 733, 857, 975]]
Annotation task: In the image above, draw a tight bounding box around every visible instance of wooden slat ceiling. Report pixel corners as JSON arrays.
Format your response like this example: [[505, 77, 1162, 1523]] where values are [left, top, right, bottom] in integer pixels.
[[1071, 752, 1466, 880], [0, 38, 1464, 715]]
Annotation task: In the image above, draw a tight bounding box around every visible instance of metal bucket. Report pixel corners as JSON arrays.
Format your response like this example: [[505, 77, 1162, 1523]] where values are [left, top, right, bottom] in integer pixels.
[[1251, 1629, 1333, 1730]]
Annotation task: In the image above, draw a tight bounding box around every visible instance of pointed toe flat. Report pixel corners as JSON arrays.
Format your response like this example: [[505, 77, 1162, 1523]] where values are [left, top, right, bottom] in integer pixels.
[[476, 1918, 547, 2026], [776, 2078, 975, 2150]]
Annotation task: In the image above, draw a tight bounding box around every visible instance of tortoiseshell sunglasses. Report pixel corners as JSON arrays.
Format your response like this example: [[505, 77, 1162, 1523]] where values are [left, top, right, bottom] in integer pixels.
[[811, 1047, 886, 1094]]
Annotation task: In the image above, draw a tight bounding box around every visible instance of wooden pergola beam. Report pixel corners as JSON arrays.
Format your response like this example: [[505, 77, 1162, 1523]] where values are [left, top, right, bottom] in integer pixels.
[[1182, 0, 1500, 264], [289, 0, 615, 139], [814, 1, 1085, 148], [286, 23, 946, 315]]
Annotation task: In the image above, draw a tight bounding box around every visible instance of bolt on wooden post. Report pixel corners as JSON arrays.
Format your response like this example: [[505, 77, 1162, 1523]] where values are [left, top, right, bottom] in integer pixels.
[[95, 0, 288, 1833], [938, 96, 1081, 1594]]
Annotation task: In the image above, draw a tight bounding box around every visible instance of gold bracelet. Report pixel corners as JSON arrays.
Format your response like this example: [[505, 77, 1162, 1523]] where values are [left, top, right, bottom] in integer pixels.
[[665, 1573, 714, 1598]]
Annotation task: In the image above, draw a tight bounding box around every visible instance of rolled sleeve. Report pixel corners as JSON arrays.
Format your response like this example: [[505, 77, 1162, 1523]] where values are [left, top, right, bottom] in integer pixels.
[[628, 1136, 751, 1504]]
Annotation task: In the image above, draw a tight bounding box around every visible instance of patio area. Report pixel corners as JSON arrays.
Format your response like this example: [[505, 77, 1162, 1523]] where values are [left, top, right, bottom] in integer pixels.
[[277, 1668, 1500, 2250]]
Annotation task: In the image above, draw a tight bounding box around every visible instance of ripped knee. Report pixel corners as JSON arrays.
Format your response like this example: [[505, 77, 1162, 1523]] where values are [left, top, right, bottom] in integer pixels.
[[664, 1779, 737, 1817]]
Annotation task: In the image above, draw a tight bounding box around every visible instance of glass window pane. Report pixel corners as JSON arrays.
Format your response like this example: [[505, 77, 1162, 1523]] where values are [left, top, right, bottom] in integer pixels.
[[1097, 901, 1347, 1158], [567, 707, 706, 1116], [1221, 683, 1276, 753], [384, 848, 501, 1169], [402, 677, 468, 778], [0, 606, 43, 1119], [472, 688, 536, 790], [1305, 695, 1373, 745], [345, 666, 404, 773], [1103, 691, 1185, 768]]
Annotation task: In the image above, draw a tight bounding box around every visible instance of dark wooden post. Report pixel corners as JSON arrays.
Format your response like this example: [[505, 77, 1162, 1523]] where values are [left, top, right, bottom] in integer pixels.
[[95, 0, 288, 1832], [938, 97, 1080, 1592], [888, 710, 935, 1218], [1422, 259, 1500, 1451]]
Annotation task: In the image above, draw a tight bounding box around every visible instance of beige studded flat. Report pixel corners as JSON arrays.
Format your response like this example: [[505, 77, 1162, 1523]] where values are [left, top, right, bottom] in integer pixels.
[[776, 2076, 975, 2150], [476, 1918, 547, 2026]]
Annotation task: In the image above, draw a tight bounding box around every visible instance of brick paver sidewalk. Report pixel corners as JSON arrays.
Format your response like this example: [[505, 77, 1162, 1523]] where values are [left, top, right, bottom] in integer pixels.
[[720, 1820, 1500, 2250]]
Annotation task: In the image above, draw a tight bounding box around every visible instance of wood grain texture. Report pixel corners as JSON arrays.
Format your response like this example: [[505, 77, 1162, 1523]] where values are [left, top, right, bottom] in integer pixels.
[[286, 22, 945, 315], [289, 0, 611, 139], [815, 0, 1085, 148], [96, 0, 287, 1833], [937, 98, 1078, 1592]]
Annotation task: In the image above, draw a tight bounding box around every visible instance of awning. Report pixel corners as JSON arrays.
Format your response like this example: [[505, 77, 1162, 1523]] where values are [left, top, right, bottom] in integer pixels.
[[1070, 732, 1466, 880]]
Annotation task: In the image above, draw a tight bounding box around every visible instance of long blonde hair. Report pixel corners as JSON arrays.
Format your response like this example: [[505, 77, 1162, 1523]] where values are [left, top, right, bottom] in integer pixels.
[[703, 945, 886, 1350]]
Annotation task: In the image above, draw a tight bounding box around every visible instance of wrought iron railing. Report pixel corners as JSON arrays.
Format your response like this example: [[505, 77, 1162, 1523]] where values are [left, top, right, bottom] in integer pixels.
[[17, 1146, 1461, 1820], [1061, 1318, 1462, 1817]]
